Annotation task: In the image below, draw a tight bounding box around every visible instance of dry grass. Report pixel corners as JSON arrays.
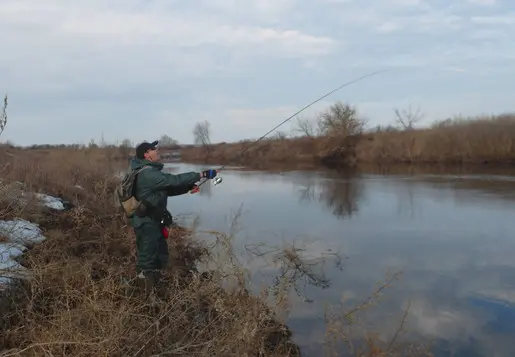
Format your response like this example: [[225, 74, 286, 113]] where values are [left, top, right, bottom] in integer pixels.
[[0, 146, 432, 356], [181, 136, 324, 168], [181, 112, 515, 169], [0, 148, 300, 356]]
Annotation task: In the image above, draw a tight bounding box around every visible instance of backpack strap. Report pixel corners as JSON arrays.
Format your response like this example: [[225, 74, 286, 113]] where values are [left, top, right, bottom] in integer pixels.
[[131, 165, 152, 201], [135, 165, 151, 174]]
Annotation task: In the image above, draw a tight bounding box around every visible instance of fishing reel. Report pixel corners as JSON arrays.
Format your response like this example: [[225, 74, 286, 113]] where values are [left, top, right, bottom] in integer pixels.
[[189, 176, 223, 194]]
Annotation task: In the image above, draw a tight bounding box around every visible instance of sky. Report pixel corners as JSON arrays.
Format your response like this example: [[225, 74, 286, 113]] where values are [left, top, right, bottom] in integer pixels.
[[0, 0, 513, 146]]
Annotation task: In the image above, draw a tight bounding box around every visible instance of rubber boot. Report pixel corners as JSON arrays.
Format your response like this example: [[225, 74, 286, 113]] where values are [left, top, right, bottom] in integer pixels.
[[137, 271, 157, 297]]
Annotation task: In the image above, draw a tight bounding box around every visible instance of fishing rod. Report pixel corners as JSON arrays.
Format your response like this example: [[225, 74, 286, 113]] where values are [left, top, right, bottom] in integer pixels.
[[196, 69, 389, 189]]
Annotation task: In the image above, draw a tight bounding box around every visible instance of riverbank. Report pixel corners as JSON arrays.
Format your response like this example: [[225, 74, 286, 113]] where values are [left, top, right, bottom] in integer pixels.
[[0, 149, 302, 356], [180, 113, 515, 169]]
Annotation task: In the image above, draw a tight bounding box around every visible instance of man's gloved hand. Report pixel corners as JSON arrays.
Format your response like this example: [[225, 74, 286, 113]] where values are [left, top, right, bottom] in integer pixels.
[[201, 169, 217, 179]]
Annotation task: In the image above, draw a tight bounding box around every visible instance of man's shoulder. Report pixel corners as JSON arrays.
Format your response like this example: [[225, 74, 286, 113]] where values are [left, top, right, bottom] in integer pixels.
[[137, 165, 165, 183], [137, 165, 154, 172], [129, 158, 163, 171]]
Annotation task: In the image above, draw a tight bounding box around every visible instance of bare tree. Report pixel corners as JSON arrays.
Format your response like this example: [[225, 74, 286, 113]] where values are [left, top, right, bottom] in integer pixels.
[[295, 116, 317, 137], [118, 138, 132, 159], [267, 130, 288, 141], [159, 134, 179, 148], [0, 94, 8, 137], [120, 138, 132, 148], [88, 139, 98, 149], [193, 120, 211, 147], [394, 104, 424, 131]]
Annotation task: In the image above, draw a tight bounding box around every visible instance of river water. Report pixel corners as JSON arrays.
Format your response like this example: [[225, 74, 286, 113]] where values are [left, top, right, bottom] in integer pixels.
[[165, 162, 515, 357]]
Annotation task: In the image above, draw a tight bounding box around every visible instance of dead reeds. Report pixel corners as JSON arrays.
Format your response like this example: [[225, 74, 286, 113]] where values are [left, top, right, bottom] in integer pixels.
[[181, 102, 515, 169]]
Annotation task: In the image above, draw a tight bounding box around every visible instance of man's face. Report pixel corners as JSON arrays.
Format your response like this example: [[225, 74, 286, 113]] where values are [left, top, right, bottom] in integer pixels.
[[144, 146, 160, 161]]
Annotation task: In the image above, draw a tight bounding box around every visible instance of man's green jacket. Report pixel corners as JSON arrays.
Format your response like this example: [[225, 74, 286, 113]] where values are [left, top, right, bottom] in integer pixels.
[[129, 158, 201, 228]]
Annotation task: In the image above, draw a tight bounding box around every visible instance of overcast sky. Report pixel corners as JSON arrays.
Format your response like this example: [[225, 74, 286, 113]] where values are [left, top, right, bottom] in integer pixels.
[[0, 0, 513, 146]]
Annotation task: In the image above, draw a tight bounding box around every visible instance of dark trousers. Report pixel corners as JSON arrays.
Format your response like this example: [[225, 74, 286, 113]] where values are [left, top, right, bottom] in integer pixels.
[[134, 221, 169, 274]]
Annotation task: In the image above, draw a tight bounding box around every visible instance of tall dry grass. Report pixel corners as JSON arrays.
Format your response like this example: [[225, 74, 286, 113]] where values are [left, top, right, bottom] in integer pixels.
[[181, 101, 515, 169], [357, 114, 515, 164]]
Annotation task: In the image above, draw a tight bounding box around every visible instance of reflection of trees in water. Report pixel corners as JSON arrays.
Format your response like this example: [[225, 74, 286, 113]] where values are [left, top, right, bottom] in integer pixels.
[[296, 171, 365, 219], [321, 179, 363, 219], [390, 179, 417, 219], [244, 240, 424, 356], [245, 240, 344, 302]]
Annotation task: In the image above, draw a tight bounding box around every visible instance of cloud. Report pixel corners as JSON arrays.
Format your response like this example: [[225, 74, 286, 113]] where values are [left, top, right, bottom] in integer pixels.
[[467, 0, 497, 5], [197, 0, 296, 24], [471, 15, 515, 25], [0, 0, 513, 145]]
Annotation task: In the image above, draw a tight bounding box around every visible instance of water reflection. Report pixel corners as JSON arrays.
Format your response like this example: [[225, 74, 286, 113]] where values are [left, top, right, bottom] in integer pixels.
[[165, 162, 515, 357], [295, 172, 364, 220], [245, 240, 345, 303]]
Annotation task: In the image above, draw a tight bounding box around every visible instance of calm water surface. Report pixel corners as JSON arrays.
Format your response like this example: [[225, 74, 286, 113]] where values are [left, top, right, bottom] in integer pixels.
[[165, 162, 515, 357]]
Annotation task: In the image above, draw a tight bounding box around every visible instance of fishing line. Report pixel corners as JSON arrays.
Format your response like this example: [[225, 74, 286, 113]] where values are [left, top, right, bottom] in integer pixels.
[[196, 68, 390, 188]]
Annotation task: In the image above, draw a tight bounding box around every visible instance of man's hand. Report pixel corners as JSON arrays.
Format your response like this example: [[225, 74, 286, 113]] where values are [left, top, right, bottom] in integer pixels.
[[189, 185, 200, 194], [201, 169, 218, 179]]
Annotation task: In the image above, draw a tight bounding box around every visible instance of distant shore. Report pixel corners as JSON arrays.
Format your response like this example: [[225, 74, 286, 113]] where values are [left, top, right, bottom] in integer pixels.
[[180, 112, 515, 170]]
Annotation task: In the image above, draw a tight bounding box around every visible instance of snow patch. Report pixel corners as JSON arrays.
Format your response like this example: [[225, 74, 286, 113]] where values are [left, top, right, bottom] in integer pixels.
[[0, 257, 29, 286], [0, 219, 47, 290], [35, 193, 66, 211], [0, 242, 27, 262], [0, 219, 47, 245]]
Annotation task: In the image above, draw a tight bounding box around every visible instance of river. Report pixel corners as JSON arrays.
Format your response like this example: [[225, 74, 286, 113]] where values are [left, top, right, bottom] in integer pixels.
[[164, 162, 515, 357]]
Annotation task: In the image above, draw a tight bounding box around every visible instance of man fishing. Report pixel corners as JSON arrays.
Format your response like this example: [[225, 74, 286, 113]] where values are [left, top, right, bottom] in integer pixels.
[[129, 140, 217, 293]]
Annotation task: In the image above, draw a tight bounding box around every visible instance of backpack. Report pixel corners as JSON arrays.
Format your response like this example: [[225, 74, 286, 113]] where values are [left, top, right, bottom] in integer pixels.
[[115, 166, 151, 218]]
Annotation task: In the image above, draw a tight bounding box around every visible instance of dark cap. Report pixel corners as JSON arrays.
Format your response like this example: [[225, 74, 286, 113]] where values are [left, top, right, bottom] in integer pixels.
[[135, 140, 159, 159]]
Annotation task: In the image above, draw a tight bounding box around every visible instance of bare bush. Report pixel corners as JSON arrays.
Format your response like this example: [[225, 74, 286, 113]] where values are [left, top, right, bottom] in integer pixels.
[[324, 270, 432, 357], [317, 102, 366, 138]]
